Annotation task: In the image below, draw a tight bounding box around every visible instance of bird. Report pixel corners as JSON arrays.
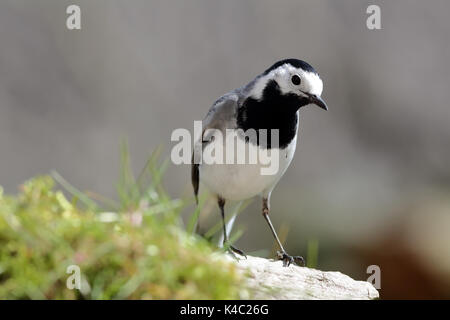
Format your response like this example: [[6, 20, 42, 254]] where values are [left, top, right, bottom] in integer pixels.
[[191, 59, 328, 267]]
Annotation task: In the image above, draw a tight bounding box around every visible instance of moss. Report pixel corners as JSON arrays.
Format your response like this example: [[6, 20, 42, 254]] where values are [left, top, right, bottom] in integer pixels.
[[0, 174, 246, 299]]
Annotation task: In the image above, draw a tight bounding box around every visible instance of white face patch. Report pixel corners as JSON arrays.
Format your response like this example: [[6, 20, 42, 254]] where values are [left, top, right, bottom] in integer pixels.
[[249, 75, 271, 100], [248, 63, 323, 100], [302, 71, 323, 96]]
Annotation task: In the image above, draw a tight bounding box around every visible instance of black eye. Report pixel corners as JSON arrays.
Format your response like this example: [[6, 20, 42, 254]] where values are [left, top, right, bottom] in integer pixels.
[[291, 75, 301, 85]]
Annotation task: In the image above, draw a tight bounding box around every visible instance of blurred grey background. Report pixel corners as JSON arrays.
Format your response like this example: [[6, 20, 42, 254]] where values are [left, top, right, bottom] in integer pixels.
[[1, 0, 449, 298]]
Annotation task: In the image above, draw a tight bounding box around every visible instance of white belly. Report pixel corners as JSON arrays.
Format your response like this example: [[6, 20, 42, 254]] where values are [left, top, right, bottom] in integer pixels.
[[199, 130, 297, 201]]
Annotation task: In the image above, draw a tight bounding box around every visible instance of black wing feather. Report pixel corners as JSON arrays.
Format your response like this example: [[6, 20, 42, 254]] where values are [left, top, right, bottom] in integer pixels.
[[191, 152, 199, 204]]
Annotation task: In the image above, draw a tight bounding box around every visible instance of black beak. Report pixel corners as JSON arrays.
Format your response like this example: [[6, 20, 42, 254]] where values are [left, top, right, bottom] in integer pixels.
[[309, 94, 328, 111]]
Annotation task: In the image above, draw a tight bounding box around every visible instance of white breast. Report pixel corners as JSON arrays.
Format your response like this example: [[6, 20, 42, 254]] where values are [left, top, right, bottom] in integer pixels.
[[199, 128, 298, 201]]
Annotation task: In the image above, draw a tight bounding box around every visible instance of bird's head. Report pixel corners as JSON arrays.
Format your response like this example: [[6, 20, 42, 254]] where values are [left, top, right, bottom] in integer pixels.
[[249, 59, 328, 111]]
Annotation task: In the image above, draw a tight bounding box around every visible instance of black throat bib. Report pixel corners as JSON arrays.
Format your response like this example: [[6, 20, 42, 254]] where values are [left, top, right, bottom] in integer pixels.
[[237, 80, 306, 149]]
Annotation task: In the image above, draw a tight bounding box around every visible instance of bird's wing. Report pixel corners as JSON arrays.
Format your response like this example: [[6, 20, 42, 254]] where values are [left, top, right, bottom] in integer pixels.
[[191, 94, 239, 203]]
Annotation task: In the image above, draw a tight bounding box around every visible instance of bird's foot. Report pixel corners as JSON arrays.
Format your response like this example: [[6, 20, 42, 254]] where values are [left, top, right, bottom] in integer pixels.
[[225, 244, 247, 260], [277, 251, 305, 267]]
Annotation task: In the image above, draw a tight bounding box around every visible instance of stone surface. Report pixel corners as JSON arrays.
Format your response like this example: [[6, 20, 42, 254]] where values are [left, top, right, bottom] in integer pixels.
[[232, 255, 379, 300]]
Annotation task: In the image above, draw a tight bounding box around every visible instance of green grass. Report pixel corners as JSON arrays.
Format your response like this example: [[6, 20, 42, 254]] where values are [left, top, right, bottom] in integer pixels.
[[306, 239, 319, 269], [0, 146, 247, 299]]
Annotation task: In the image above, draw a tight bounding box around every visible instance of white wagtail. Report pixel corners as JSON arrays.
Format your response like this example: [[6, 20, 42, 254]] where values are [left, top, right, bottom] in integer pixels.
[[192, 59, 328, 266]]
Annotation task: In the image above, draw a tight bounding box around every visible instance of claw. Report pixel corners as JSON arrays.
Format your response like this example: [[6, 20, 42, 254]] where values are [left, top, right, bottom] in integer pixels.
[[277, 251, 305, 267], [224, 243, 247, 260], [230, 245, 247, 259]]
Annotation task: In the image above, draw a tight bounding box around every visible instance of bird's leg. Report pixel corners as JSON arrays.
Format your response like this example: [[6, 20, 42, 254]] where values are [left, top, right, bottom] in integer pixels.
[[262, 197, 305, 267], [218, 197, 247, 259]]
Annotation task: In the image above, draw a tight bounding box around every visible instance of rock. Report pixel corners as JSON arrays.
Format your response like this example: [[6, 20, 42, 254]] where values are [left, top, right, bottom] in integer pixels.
[[232, 255, 379, 300]]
